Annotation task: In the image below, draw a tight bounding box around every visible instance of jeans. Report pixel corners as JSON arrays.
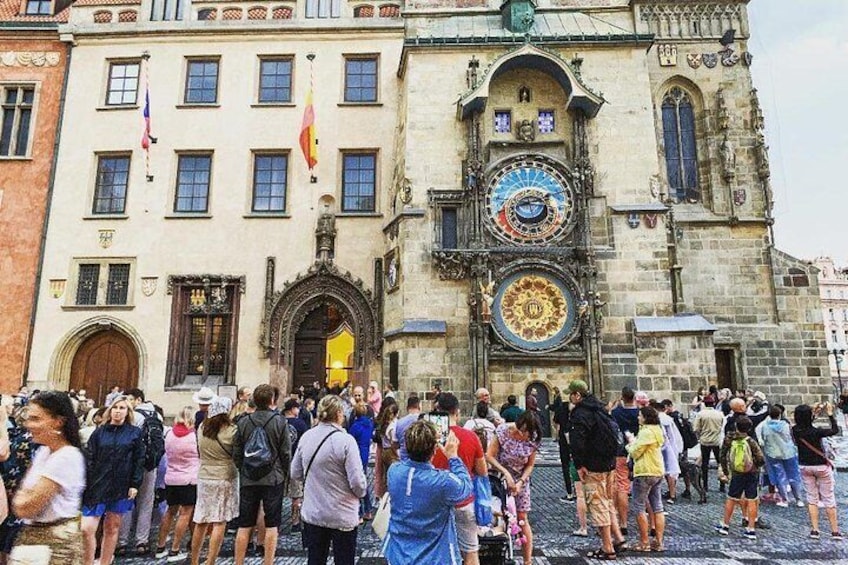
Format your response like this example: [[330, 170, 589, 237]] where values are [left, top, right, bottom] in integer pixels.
[[302, 521, 357, 565], [118, 469, 156, 547], [700, 445, 720, 491], [360, 483, 374, 517], [558, 436, 573, 495]]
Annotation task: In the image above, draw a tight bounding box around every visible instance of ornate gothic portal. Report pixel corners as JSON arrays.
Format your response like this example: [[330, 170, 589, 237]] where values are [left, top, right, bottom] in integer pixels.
[[263, 261, 381, 392]]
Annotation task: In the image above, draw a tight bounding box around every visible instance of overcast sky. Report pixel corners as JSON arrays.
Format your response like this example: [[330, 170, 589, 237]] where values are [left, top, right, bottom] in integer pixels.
[[747, 1, 848, 265]]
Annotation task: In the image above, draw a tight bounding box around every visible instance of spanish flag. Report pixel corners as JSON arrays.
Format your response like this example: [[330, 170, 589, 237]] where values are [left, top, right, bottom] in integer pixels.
[[299, 89, 317, 170]]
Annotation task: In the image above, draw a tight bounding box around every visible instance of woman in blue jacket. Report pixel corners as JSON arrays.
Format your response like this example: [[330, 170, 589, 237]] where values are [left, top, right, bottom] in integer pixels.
[[349, 403, 375, 521], [383, 420, 472, 565], [81, 397, 145, 565]]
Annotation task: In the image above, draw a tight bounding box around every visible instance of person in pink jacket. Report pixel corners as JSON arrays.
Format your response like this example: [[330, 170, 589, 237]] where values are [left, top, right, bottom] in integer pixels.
[[367, 381, 382, 416], [155, 407, 200, 562]]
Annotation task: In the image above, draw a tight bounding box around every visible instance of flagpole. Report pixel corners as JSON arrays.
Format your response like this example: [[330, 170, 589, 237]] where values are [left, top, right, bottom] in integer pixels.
[[307, 53, 317, 183], [141, 51, 156, 182]]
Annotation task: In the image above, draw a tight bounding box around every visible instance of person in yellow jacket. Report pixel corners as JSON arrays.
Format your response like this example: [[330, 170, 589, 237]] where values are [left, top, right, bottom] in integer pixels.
[[625, 406, 666, 553]]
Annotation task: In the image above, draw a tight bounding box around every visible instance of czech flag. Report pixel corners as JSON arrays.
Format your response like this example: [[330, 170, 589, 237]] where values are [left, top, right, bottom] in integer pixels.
[[141, 87, 152, 149], [299, 89, 317, 170]]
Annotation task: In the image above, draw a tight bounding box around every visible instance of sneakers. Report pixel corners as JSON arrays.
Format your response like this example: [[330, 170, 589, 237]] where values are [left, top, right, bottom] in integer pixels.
[[572, 528, 589, 537], [714, 523, 729, 536], [776, 501, 789, 508], [154, 547, 168, 559], [681, 490, 692, 500], [559, 494, 577, 504], [166, 550, 187, 563], [797, 500, 806, 508], [833, 531, 844, 540], [619, 527, 628, 537], [810, 530, 821, 540], [744, 529, 757, 540], [742, 517, 770, 529]]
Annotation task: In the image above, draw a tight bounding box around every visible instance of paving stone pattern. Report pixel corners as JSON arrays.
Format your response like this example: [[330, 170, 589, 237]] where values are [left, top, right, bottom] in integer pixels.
[[116, 438, 848, 564]]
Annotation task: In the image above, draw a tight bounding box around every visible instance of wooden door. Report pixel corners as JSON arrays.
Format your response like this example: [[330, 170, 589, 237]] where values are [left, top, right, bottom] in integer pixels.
[[715, 348, 737, 393], [70, 330, 139, 406], [293, 340, 326, 393]]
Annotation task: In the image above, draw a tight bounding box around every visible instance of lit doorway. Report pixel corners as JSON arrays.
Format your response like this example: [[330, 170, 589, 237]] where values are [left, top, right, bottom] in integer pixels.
[[292, 303, 355, 393]]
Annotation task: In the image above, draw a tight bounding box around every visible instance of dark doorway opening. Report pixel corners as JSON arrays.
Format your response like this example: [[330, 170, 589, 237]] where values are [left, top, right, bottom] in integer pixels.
[[715, 348, 738, 393], [292, 303, 354, 394], [526, 382, 551, 437]]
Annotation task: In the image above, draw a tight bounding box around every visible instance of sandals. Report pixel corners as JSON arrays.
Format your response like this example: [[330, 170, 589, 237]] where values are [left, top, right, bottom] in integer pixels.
[[586, 549, 617, 560], [613, 541, 628, 554], [135, 543, 150, 556], [114, 546, 129, 557], [631, 543, 652, 552], [650, 540, 665, 552]]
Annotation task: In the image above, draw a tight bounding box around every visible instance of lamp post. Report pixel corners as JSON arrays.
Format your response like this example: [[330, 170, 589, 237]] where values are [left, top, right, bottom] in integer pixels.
[[831, 348, 845, 394]]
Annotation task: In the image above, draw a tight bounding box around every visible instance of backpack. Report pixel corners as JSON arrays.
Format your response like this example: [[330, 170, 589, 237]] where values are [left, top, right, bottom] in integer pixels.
[[139, 409, 165, 472], [242, 414, 279, 480], [729, 437, 755, 474], [594, 410, 624, 460], [673, 413, 698, 450]]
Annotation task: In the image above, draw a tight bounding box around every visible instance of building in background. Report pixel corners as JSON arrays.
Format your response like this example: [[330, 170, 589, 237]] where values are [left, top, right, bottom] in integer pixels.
[[812, 256, 848, 394], [0, 0, 71, 391], [27, 0, 830, 415]]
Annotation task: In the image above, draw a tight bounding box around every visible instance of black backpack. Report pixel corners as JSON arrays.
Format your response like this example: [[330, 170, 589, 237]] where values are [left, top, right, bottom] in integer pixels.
[[139, 409, 165, 472], [242, 414, 280, 480], [594, 410, 624, 460], [673, 413, 698, 450]]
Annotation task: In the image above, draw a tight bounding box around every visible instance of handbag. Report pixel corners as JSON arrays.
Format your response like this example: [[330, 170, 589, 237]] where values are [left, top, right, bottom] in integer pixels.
[[371, 493, 391, 540], [473, 474, 494, 527]]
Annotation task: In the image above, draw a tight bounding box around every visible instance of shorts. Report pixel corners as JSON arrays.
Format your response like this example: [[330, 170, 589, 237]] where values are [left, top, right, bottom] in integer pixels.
[[82, 498, 135, 517], [631, 476, 664, 514], [288, 477, 304, 500], [454, 503, 479, 553], [582, 470, 614, 528], [801, 465, 837, 508], [238, 485, 284, 528], [165, 484, 197, 507], [614, 457, 631, 494], [727, 472, 759, 501]]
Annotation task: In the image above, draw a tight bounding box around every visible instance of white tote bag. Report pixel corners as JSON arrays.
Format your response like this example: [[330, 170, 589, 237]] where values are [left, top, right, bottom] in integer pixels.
[[371, 493, 391, 540]]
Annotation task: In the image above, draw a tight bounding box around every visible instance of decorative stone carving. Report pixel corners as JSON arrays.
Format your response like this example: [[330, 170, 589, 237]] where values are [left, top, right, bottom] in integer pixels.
[[140, 277, 158, 297], [49, 279, 66, 299], [754, 133, 770, 180], [721, 49, 740, 67], [516, 119, 535, 142], [518, 85, 531, 103], [167, 274, 246, 295], [0, 52, 61, 67], [650, 175, 661, 199], [639, 3, 746, 41], [702, 53, 718, 68], [716, 87, 730, 131], [658, 44, 678, 66], [98, 229, 114, 249], [432, 250, 471, 280], [720, 135, 736, 182], [479, 280, 494, 323], [315, 205, 336, 262], [466, 56, 480, 89], [399, 178, 412, 205], [750, 88, 765, 134], [733, 189, 747, 206], [627, 213, 640, 229], [686, 53, 702, 69]]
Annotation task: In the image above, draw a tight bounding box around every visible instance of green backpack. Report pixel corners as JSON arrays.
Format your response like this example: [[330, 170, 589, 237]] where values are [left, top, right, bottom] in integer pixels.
[[729, 437, 754, 474]]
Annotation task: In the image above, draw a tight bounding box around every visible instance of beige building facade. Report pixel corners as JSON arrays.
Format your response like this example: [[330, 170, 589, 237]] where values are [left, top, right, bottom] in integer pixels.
[[812, 256, 848, 393], [28, 0, 831, 415]]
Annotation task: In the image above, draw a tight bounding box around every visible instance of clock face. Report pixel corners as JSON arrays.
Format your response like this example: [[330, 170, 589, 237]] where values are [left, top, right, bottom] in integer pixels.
[[491, 270, 578, 352], [486, 158, 575, 245]]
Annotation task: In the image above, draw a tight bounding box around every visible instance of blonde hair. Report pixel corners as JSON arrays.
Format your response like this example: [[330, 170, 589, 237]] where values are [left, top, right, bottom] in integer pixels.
[[103, 396, 134, 426], [175, 406, 195, 428], [317, 395, 344, 423], [405, 420, 437, 462]]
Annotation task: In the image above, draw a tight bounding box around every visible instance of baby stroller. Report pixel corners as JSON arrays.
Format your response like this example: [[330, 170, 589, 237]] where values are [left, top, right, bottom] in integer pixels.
[[477, 472, 516, 565]]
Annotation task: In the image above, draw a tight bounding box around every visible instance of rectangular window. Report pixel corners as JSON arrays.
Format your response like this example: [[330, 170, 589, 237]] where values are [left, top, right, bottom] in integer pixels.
[[0, 86, 34, 157], [442, 207, 458, 249], [166, 276, 242, 387], [305, 0, 340, 18], [341, 152, 376, 212], [252, 153, 288, 212], [106, 263, 131, 305], [494, 110, 511, 134], [258, 58, 292, 103], [344, 57, 377, 103], [174, 154, 212, 213], [388, 351, 399, 391], [75, 264, 100, 306], [106, 62, 140, 106], [25, 0, 51, 14], [830, 308, 836, 321], [184, 59, 219, 104], [538, 110, 555, 134], [93, 155, 131, 214]]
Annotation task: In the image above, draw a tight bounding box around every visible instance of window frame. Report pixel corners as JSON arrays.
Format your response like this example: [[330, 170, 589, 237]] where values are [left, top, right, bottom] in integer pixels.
[[343, 55, 379, 104], [493, 109, 512, 135], [24, 0, 52, 15], [183, 57, 220, 105], [250, 151, 289, 213], [660, 86, 700, 203], [0, 83, 36, 159], [305, 0, 340, 18], [257, 56, 294, 104], [104, 60, 141, 107], [66, 258, 136, 309], [92, 153, 132, 215], [340, 150, 377, 213], [173, 152, 213, 214]]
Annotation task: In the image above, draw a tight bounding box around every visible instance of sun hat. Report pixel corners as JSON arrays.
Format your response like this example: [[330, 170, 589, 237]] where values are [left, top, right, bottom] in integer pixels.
[[192, 387, 215, 405], [634, 391, 650, 407], [206, 396, 231, 419]]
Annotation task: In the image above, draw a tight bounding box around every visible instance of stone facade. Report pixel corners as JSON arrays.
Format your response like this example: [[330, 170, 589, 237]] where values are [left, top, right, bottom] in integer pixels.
[[25, 0, 831, 415], [0, 2, 70, 392]]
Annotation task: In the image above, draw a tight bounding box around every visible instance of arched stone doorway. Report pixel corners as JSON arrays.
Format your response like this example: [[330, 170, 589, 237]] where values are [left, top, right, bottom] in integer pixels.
[[291, 303, 356, 393], [71, 330, 139, 406], [264, 262, 380, 393]]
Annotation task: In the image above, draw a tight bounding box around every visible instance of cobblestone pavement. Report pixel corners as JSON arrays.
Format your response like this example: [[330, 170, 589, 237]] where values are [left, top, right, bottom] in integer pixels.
[[115, 439, 848, 564]]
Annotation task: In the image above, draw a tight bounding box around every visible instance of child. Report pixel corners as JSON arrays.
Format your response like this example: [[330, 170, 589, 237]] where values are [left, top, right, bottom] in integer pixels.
[[715, 416, 765, 539]]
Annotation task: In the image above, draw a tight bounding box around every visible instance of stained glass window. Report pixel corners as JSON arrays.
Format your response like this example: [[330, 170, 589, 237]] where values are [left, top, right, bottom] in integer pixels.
[[494, 111, 511, 134], [662, 87, 699, 202]]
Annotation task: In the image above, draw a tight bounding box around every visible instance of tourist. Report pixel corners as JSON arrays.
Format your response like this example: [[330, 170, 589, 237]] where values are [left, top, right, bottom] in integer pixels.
[[690, 387, 706, 415], [838, 390, 848, 431], [191, 397, 238, 565], [155, 406, 200, 562], [625, 405, 666, 553], [393, 396, 421, 461], [232, 384, 291, 565], [79, 407, 106, 449], [0, 402, 33, 564], [499, 395, 522, 423], [694, 395, 725, 493], [81, 396, 145, 565], [432, 393, 487, 565], [384, 422, 472, 565], [348, 403, 376, 521], [292, 395, 366, 565], [192, 387, 215, 429], [553, 388, 576, 503], [653, 400, 683, 504], [792, 403, 843, 540], [11, 392, 85, 564], [758, 405, 803, 507], [367, 381, 383, 416], [610, 386, 640, 533], [104, 385, 122, 409], [383, 383, 396, 400], [118, 388, 164, 557], [567, 379, 626, 560], [374, 400, 399, 498], [345, 386, 373, 429], [474, 388, 504, 426], [487, 410, 541, 564], [570, 459, 589, 537], [463, 401, 497, 450], [231, 386, 253, 421], [715, 416, 765, 540], [284, 398, 309, 532]]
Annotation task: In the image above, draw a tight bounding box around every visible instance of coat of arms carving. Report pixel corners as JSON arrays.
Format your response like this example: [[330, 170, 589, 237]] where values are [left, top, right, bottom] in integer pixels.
[[141, 277, 158, 297], [702, 53, 718, 69], [658, 44, 678, 67], [98, 229, 114, 249], [686, 53, 702, 69]]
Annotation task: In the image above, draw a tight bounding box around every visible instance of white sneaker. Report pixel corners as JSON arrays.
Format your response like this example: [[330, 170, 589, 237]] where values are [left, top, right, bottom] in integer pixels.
[[167, 550, 187, 562], [776, 501, 789, 508], [797, 500, 806, 508]]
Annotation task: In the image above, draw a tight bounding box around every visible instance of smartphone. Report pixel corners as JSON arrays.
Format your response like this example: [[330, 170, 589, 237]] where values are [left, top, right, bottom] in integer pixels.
[[424, 411, 450, 445]]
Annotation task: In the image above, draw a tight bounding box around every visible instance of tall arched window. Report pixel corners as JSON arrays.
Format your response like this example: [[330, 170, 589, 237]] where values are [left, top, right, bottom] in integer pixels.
[[662, 87, 699, 202]]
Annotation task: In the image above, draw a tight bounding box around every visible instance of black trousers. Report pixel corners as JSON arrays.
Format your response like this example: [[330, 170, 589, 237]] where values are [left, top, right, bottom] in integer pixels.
[[302, 521, 357, 565], [700, 444, 721, 490], [559, 437, 574, 495]]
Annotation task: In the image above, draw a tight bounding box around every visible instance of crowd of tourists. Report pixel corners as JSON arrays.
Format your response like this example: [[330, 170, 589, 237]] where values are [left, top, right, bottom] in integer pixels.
[[0, 379, 843, 564]]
